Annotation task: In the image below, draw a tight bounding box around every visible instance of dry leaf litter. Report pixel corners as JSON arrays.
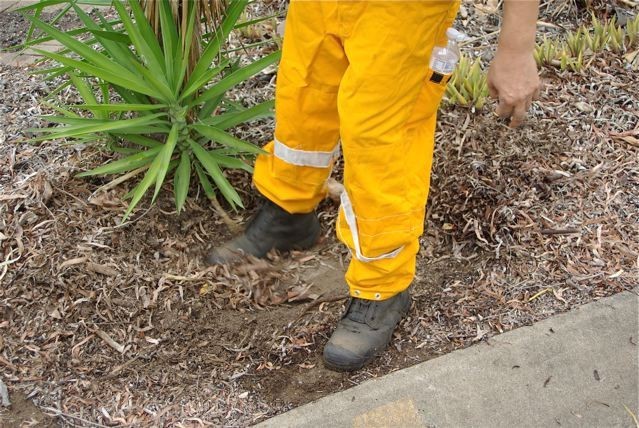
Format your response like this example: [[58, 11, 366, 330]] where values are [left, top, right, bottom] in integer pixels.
[[1, 0, 637, 426]]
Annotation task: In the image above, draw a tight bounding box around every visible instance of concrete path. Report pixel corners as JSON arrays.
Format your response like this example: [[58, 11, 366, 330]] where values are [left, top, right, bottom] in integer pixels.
[[258, 289, 639, 428]]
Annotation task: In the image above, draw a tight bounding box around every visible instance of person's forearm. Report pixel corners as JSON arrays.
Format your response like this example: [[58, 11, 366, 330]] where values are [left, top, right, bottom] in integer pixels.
[[497, 0, 540, 54]]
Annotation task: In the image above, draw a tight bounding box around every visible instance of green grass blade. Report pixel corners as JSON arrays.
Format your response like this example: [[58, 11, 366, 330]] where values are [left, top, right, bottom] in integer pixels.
[[127, 0, 166, 67], [16, 0, 111, 13], [204, 100, 274, 129], [198, 93, 225, 120], [180, 58, 231, 101], [80, 7, 140, 73], [190, 139, 243, 208], [99, 82, 110, 105], [43, 80, 73, 100], [24, 15, 155, 94], [201, 14, 279, 40], [191, 124, 264, 154], [80, 1, 173, 101], [39, 116, 111, 125], [88, 30, 131, 44], [206, 151, 253, 173], [194, 162, 216, 199], [158, 0, 178, 92], [66, 103, 168, 112], [223, 39, 277, 54], [16, 0, 64, 43], [40, 101, 80, 118], [32, 114, 166, 142], [30, 48, 158, 98], [112, 85, 150, 105], [234, 14, 280, 30], [40, 114, 164, 126], [192, 51, 280, 106], [49, 2, 73, 28], [108, 144, 140, 155], [174, 151, 191, 213], [32, 7, 162, 102], [67, 72, 107, 119], [153, 124, 179, 201], [112, 0, 166, 76], [30, 66, 67, 75], [39, 67, 73, 82], [222, 97, 246, 112], [123, 151, 163, 220], [20, 27, 93, 50], [188, 0, 248, 87], [175, 1, 198, 91], [130, 60, 175, 101], [121, 134, 162, 148], [109, 125, 171, 135], [77, 146, 162, 176], [15, 0, 66, 13]]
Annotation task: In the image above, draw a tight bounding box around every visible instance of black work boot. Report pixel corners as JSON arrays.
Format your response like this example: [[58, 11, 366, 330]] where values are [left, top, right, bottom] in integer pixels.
[[323, 290, 411, 371], [205, 199, 320, 265]]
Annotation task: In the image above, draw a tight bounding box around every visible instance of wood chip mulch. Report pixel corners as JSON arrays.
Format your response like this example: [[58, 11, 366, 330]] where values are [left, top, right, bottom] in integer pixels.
[[1, 1, 637, 426]]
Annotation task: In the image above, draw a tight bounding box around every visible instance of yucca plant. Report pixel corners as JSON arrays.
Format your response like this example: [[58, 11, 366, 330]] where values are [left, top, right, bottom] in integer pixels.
[[534, 35, 559, 67], [626, 14, 639, 48], [19, 0, 280, 219], [445, 55, 489, 110], [587, 14, 610, 52], [607, 18, 625, 53], [559, 46, 584, 71], [565, 27, 588, 57]]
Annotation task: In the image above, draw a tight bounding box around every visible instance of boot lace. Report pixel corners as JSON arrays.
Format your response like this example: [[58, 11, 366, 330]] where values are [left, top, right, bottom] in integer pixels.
[[344, 298, 372, 323]]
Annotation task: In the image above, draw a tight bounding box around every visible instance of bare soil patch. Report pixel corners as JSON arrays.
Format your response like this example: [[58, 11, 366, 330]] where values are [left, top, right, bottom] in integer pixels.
[[0, 390, 55, 427], [1, 1, 638, 426]]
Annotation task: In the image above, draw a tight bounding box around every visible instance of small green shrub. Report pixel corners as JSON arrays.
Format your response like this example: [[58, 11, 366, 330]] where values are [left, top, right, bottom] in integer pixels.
[[606, 18, 626, 53], [587, 13, 610, 52], [534, 35, 559, 67], [20, 0, 279, 219], [446, 55, 489, 110], [626, 14, 639, 47]]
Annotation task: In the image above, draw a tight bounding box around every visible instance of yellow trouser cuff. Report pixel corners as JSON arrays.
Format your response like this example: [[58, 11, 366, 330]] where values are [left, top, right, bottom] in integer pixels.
[[347, 277, 412, 302]]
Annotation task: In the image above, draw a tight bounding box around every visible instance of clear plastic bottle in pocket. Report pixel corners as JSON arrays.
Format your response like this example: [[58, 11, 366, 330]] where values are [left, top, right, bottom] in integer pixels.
[[429, 28, 468, 75]]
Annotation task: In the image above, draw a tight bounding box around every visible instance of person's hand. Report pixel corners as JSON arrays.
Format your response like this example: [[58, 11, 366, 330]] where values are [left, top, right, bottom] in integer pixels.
[[487, 50, 541, 127]]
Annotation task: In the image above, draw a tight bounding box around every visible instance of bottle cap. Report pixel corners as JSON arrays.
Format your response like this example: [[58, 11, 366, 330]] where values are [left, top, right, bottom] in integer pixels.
[[446, 27, 468, 42]]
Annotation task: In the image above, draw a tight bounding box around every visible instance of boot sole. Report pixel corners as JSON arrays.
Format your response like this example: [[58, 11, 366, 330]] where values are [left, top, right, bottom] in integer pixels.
[[323, 357, 371, 372]]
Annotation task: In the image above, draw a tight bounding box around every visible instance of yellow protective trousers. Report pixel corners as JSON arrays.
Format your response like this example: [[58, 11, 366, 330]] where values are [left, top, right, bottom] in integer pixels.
[[253, 0, 460, 301]]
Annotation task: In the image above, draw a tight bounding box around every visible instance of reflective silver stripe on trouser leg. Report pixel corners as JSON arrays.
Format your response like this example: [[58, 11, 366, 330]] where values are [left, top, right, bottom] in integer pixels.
[[273, 137, 340, 168], [340, 191, 404, 263]]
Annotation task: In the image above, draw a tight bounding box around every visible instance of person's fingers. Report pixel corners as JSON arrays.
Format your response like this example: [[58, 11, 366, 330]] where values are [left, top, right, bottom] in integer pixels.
[[509, 102, 528, 128], [495, 99, 514, 119]]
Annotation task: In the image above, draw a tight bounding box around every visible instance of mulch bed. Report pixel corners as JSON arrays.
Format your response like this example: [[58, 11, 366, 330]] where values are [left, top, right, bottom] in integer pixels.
[[1, 1, 637, 426]]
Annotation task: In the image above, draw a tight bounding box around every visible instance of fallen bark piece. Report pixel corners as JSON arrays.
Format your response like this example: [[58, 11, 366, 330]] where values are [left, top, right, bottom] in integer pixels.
[[59, 257, 88, 269], [86, 262, 119, 277], [95, 329, 125, 354]]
